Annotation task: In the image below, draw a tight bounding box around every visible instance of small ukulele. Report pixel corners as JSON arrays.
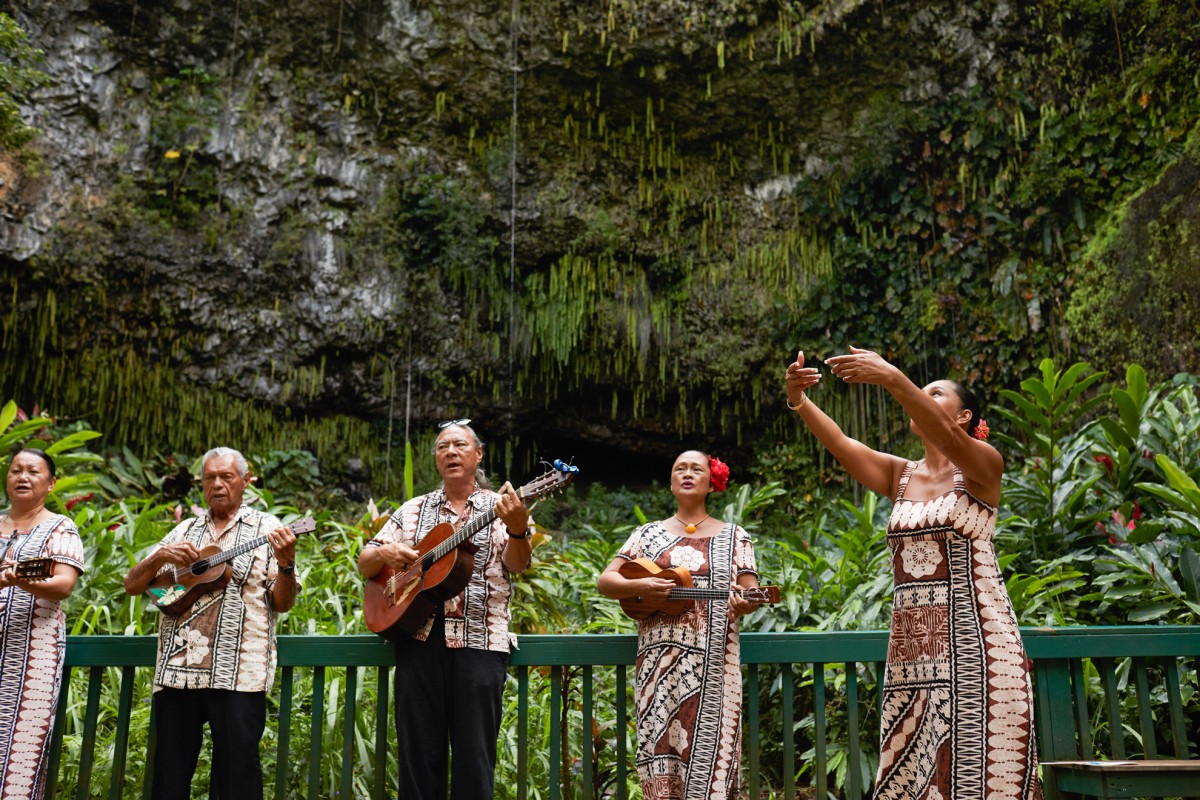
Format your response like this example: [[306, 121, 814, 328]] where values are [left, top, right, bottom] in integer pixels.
[[364, 459, 579, 642], [616, 557, 781, 621], [147, 517, 316, 616], [0, 557, 55, 581]]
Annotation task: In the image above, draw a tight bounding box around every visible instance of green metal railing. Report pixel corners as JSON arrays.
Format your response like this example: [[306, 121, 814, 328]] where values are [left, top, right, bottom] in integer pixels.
[[45, 627, 1200, 799]]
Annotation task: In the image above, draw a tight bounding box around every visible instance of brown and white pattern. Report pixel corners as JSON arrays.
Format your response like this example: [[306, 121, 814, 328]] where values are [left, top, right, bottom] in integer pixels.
[[0, 515, 85, 800], [367, 487, 528, 652], [874, 463, 1042, 800], [151, 505, 285, 693], [616, 522, 757, 800]]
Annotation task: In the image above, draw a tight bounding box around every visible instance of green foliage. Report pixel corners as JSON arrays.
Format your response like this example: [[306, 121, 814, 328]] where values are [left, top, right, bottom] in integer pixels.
[[140, 66, 225, 222], [1065, 119, 1200, 380], [993, 360, 1200, 625], [0, 12, 50, 150]]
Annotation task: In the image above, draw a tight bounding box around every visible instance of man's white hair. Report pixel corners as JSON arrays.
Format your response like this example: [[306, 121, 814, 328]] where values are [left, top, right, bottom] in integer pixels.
[[202, 447, 250, 477]]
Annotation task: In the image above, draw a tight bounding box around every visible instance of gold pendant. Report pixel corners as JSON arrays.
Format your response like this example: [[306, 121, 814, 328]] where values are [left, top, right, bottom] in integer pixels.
[[685, 524, 697, 534]]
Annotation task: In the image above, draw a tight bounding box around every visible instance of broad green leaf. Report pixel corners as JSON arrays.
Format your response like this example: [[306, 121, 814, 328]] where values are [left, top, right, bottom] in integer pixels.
[[1125, 364, 1148, 406], [1155, 453, 1200, 495], [1061, 370, 1106, 409], [1020, 376, 1053, 412], [1113, 391, 1141, 439], [1180, 546, 1200, 605], [1127, 602, 1177, 622], [0, 400, 15, 434], [45, 429, 101, 455], [1124, 521, 1165, 546], [1055, 362, 1095, 405]]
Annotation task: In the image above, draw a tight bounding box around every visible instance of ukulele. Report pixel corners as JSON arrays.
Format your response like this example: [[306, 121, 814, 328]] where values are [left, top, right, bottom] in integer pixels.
[[147, 517, 316, 616], [616, 557, 781, 621], [0, 557, 55, 581], [364, 459, 578, 642]]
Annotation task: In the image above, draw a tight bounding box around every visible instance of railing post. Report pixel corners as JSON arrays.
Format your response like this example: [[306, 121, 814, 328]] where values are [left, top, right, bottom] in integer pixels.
[[373, 666, 390, 800], [275, 665, 294, 799], [308, 665, 325, 800], [813, 662, 825, 800], [108, 665, 137, 800], [517, 665, 529, 800], [75, 665, 104, 800], [340, 666, 358, 798], [746, 664, 760, 800]]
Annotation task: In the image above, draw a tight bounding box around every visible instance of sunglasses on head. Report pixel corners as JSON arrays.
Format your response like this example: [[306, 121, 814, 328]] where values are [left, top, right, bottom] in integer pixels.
[[436, 418, 472, 429]]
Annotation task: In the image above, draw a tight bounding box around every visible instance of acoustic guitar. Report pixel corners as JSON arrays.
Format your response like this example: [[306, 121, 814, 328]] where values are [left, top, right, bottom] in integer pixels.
[[364, 459, 579, 642], [0, 557, 55, 581], [146, 517, 316, 616], [617, 557, 781, 621]]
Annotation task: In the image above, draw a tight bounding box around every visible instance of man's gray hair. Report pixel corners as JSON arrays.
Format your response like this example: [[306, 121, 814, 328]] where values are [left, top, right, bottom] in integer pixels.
[[202, 447, 250, 477]]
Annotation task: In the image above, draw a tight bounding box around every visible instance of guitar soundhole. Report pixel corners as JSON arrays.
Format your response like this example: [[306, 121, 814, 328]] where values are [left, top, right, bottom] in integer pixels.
[[192, 560, 210, 575]]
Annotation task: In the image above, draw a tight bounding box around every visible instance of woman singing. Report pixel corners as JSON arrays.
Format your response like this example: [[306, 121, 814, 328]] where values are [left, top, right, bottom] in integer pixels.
[[0, 449, 85, 800], [786, 348, 1041, 800], [597, 450, 759, 800]]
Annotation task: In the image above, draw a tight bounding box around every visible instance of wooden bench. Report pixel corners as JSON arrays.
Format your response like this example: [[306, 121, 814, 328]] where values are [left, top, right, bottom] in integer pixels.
[[1027, 627, 1200, 799], [1041, 760, 1200, 799]]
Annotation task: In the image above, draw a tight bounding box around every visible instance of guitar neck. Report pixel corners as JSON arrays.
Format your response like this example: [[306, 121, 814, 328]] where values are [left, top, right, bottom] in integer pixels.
[[667, 587, 746, 600], [426, 507, 500, 563], [193, 534, 274, 570]]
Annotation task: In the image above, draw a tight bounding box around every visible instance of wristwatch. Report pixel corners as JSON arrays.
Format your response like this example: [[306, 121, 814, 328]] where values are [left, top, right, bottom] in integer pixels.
[[280, 563, 295, 575], [506, 526, 532, 540]]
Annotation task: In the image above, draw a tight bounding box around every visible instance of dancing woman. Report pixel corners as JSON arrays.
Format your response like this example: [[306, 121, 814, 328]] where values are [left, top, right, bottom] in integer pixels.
[[786, 348, 1041, 800]]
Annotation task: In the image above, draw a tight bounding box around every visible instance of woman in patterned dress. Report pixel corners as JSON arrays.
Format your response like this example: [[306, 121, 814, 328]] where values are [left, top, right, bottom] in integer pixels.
[[785, 348, 1042, 800], [597, 450, 761, 800], [0, 449, 86, 800]]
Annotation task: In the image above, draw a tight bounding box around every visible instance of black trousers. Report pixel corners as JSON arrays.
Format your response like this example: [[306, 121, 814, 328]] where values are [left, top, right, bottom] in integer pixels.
[[150, 688, 266, 800], [392, 615, 509, 800]]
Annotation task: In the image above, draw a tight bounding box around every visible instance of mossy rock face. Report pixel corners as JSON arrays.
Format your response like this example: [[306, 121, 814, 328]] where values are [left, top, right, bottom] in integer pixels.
[[1067, 125, 1200, 381]]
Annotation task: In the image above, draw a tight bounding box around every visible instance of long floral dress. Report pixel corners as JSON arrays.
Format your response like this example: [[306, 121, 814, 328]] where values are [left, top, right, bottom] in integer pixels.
[[616, 521, 757, 800], [0, 514, 85, 800], [873, 463, 1042, 800]]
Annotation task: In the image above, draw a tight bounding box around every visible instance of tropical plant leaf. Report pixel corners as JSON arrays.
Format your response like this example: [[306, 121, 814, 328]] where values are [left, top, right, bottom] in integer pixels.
[[1180, 546, 1200, 605]]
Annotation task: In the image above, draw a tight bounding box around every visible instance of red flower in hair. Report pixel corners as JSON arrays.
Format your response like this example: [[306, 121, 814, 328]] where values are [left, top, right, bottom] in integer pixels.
[[973, 418, 990, 441], [708, 456, 730, 492]]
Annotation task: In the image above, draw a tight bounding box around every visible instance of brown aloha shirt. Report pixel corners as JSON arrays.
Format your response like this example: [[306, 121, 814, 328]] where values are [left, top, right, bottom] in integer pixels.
[[151, 505, 288, 693], [366, 487, 529, 652]]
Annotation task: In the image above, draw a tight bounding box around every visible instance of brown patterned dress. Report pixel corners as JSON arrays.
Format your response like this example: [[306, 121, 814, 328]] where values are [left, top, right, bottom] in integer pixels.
[[874, 462, 1042, 800], [0, 515, 85, 800], [617, 522, 757, 800]]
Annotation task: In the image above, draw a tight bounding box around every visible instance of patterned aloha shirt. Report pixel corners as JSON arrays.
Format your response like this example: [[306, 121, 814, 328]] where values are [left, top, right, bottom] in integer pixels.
[[150, 505, 287, 693], [366, 487, 529, 652]]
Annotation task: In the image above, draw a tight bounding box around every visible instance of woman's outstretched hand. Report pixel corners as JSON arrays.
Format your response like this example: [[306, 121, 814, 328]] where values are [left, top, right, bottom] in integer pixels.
[[825, 346, 900, 386], [785, 350, 821, 406]]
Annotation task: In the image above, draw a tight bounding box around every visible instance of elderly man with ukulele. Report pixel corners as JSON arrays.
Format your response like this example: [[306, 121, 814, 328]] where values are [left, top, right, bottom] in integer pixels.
[[124, 446, 304, 800], [359, 420, 532, 800]]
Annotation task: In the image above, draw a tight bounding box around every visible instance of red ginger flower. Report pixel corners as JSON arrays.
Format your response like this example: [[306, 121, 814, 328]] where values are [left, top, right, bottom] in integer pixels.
[[708, 456, 730, 492], [973, 418, 990, 441]]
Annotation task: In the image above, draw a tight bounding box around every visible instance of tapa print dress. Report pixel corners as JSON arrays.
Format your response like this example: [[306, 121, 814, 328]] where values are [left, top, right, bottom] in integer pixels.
[[617, 521, 757, 800], [873, 462, 1042, 800], [0, 515, 85, 800]]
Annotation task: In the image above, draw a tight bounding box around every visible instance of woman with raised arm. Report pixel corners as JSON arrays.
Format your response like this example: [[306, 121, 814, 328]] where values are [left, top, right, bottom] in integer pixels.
[[597, 450, 760, 800], [0, 449, 85, 800], [786, 348, 1041, 800]]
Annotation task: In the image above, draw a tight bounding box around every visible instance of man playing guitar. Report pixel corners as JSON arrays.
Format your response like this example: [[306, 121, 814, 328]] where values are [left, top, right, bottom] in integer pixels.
[[358, 420, 531, 800]]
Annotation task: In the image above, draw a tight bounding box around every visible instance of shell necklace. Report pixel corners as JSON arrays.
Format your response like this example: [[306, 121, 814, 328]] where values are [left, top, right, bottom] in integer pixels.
[[674, 514, 709, 535]]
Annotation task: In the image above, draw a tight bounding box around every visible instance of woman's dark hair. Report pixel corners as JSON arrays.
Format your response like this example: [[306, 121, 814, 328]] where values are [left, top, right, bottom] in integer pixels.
[[948, 382, 983, 438], [10, 447, 57, 477]]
